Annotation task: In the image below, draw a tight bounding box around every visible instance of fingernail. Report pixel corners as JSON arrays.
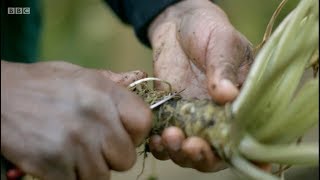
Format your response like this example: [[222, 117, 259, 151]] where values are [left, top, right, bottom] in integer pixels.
[[220, 79, 236, 89], [220, 79, 239, 97]]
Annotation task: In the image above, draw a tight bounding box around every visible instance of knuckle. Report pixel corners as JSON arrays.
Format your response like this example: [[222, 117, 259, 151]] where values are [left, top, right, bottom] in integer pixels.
[[76, 91, 98, 113], [67, 123, 83, 144], [74, 80, 112, 115], [73, 68, 111, 88]]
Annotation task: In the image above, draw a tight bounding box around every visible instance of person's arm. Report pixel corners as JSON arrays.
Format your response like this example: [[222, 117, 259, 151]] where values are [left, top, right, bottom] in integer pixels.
[[104, 0, 180, 47]]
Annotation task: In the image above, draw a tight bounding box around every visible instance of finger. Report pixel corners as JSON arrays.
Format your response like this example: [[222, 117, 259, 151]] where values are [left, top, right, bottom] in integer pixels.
[[82, 93, 137, 171], [17, 159, 76, 180], [44, 169, 76, 180], [74, 143, 110, 180], [206, 29, 252, 104], [161, 127, 192, 168], [149, 135, 169, 160], [101, 132, 136, 172], [100, 97, 137, 171], [82, 72, 152, 146], [100, 70, 148, 86], [181, 137, 226, 172], [6, 168, 25, 179], [110, 83, 152, 146], [161, 127, 185, 152]]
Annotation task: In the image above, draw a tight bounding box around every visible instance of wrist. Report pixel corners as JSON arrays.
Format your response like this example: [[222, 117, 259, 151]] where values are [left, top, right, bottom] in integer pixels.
[[1, 61, 13, 111], [1, 61, 25, 86], [1, 60, 11, 90], [1, 61, 29, 109]]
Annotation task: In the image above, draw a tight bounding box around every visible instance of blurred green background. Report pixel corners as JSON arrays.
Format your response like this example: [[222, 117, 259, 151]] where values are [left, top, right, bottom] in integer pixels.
[[39, 0, 299, 74], [39, 0, 318, 179]]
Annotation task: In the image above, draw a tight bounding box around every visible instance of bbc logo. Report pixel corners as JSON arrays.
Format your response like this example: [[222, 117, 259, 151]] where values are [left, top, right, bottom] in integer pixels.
[[8, 7, 30, 14]]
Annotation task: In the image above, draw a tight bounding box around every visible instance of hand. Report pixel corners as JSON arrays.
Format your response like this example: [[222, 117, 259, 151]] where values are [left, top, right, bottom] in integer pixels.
[[1, 61, 152, 180], [147, 0, 254, 172]]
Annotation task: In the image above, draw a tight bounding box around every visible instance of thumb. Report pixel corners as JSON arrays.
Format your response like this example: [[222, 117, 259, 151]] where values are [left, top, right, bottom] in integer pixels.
[[206, 65, 239, 105], [206, 29, 252, 105], [99, 70, 148, 86]]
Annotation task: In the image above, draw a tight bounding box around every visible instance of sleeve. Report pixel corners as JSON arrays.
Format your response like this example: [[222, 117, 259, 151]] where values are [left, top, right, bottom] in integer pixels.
[[1, 0, 41, 63], [105, 0, 180, 47]]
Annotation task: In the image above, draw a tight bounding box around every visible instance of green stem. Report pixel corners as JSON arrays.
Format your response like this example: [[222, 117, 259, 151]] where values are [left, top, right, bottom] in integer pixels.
[[254, 79, 319, 143], [239, 135, 319, 165], [231, 12, 287, 121], [231, 154, 279, 180], [232, 0, 318, 133]]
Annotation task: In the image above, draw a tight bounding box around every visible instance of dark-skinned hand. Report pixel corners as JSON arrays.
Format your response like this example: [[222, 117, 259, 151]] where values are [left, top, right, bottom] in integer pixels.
[[147, 0, 254, 172], [1, 60, 152, 180]]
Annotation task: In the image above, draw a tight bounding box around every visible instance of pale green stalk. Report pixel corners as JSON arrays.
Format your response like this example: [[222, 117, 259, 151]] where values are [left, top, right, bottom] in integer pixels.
[[231, 14, 291, 137], [229, 17, 288, 141], [228, 0, 319, 178], [249, 12, 319, 130], [230, 155, 279, 180], [248, 2, 318, 131], [239, 135, 319, 165], [254, 79, 319, 143], [231, 0, 318, 136]]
